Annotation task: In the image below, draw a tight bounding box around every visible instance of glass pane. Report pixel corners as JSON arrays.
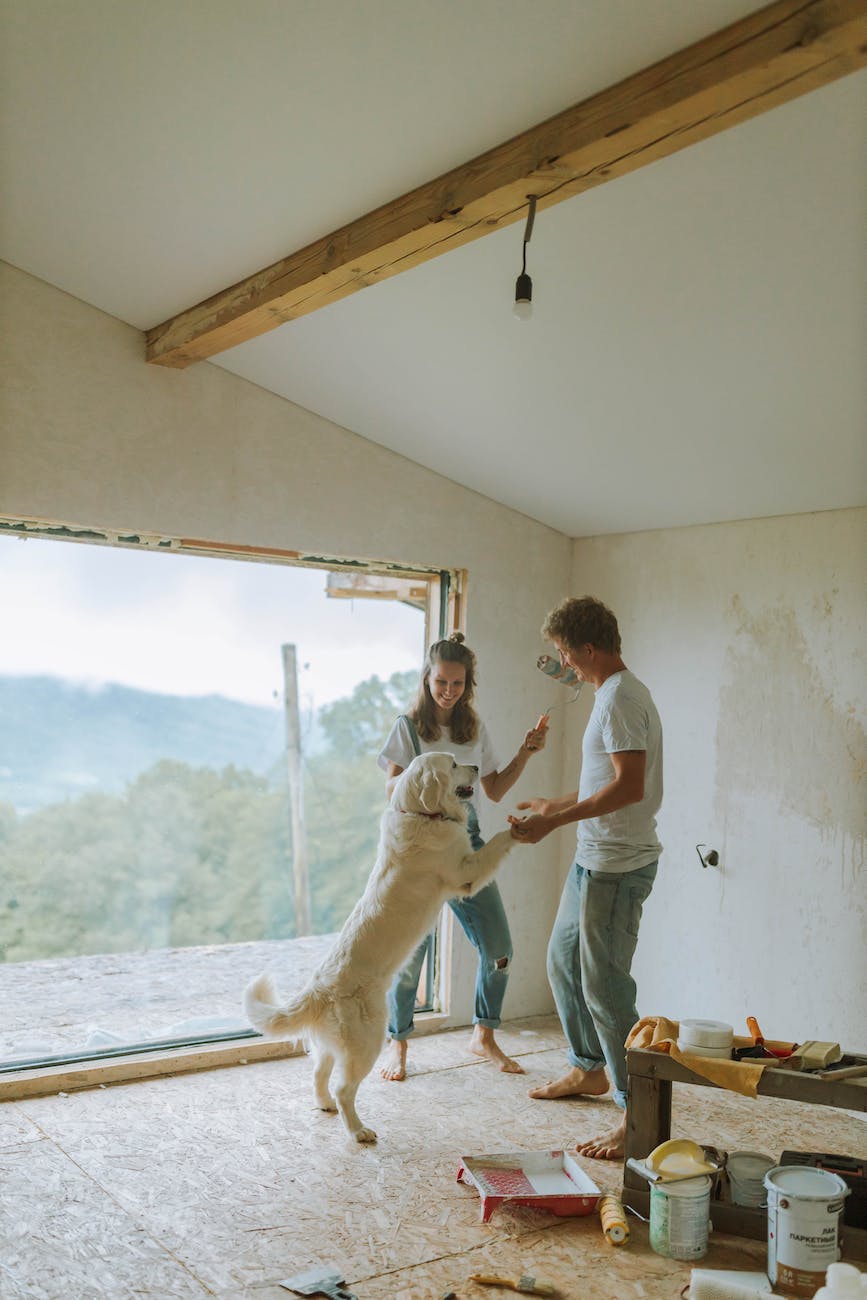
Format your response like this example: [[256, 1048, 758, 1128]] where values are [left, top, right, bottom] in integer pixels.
[[0, 536, 429, 1067]]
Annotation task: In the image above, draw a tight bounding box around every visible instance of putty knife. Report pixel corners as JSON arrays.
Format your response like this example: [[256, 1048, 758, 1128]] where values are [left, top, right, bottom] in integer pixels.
[[279, 1265, 358, 1299]]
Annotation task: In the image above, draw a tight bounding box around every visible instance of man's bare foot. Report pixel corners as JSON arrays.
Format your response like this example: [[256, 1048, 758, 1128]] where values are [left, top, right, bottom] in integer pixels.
[[469, 1025, 525, 1074], [528, 1065, 609, 1100], [379, 1039, 407, 1081], [574, 1113, 627, 1161]]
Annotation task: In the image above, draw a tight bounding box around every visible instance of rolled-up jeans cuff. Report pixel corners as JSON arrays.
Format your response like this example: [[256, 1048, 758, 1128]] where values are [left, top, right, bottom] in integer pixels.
[[388, 1025, 415, 1042], [568, 1052, 605, 1072]]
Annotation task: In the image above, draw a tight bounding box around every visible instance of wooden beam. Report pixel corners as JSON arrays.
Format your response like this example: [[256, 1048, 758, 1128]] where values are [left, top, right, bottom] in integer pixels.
[[147, 0, 867, 368]]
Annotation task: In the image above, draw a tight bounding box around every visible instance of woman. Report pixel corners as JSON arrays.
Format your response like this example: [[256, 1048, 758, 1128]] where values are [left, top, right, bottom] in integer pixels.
[[377, 632, 547, 1080]]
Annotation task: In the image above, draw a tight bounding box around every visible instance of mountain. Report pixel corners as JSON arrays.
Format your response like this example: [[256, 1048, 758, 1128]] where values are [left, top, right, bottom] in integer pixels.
[[0, 675, 322, 812]]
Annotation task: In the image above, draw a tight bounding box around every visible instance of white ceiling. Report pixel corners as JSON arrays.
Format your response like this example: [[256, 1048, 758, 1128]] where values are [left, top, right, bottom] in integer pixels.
[[2, 0, 865, 538]]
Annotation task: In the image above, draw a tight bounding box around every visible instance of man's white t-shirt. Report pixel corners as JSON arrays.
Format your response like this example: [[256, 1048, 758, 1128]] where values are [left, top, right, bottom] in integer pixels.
[[577, 669, 663, 874]]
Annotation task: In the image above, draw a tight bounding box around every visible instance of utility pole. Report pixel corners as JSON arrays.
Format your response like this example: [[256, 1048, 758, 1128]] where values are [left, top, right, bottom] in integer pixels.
[[281, 643, 311, 937]]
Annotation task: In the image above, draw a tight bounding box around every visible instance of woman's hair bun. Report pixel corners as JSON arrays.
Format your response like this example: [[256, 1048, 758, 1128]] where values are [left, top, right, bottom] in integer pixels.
[[449, 631, 465, 645]]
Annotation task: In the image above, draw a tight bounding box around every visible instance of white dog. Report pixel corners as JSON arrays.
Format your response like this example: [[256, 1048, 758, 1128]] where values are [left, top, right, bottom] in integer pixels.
[[244, 751, 516, 1142]]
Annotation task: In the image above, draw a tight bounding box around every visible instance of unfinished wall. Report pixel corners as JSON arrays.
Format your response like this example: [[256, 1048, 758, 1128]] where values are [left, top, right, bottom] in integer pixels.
[[0, 261, 572, 1026], [569, 510, 867, 1050]]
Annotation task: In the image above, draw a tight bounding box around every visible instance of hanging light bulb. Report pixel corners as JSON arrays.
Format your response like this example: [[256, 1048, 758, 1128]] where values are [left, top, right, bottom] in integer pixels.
[[513, 272, 532, 320], [513, 195, 537, 321]]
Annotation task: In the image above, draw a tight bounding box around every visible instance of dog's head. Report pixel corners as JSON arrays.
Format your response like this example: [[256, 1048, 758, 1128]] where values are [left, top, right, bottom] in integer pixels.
[[392, 752, 478, 822]]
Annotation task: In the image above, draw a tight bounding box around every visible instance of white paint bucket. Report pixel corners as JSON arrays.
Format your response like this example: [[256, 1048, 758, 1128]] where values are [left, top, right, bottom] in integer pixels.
[[727, 1151, 775, 1207], [649, 1175, 711, 1260], [764, 1164, 849, 1297]]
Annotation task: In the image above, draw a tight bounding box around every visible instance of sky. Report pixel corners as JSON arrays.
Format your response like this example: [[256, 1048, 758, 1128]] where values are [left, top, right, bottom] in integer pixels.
[[0, 535, 426, 710]]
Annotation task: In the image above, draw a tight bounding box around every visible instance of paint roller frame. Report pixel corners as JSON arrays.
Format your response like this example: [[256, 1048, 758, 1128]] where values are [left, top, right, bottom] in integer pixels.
[[536, 655, 583, 725]]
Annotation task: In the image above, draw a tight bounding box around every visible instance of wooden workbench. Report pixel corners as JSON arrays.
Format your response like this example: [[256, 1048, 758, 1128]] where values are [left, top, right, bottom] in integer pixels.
[[622, 1047, 867, 1261]]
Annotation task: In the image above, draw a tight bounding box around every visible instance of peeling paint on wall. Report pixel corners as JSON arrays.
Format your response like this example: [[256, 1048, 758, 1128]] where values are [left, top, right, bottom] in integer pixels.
[[573, 510, 866, 1047], [715, 596, 866, 856]]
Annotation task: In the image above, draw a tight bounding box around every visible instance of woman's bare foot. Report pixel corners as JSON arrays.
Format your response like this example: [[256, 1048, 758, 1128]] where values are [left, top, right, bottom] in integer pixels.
[[528, 1065, 609, 1100], [574, 1113, 627, 1161], [469, 1025, 525, 1074], [379, 1039, 407, 1081]]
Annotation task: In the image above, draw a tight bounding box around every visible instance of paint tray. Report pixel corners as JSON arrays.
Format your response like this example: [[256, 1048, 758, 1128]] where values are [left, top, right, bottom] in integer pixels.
[[457, 1149, 601, 1222]]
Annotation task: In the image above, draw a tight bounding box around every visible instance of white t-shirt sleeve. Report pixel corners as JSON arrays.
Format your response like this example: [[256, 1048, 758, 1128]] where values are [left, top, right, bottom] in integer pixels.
[[377, 716, 418, 772], [600, 696, 649, 753]]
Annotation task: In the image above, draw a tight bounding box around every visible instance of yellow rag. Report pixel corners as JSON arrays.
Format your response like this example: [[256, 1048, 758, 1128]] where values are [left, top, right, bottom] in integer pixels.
[[626, 1016, 787, 1098]]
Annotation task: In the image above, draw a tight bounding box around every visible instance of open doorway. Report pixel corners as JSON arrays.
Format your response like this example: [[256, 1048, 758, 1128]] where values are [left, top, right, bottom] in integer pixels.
[[0, 526, 453, 1076]]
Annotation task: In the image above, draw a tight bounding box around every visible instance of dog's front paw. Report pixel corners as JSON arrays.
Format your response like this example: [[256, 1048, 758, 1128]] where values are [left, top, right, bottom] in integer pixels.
[[354, 1126, 377, 1143], [316, 1096, 337, 1112]]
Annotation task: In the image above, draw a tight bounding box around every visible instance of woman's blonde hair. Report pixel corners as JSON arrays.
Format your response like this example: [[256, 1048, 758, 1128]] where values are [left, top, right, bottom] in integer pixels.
[[409, 632, 479, 745]]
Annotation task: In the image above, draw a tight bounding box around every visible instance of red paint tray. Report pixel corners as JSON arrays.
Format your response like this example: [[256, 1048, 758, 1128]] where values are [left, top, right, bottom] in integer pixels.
[[457, 1149, 601, 1222]]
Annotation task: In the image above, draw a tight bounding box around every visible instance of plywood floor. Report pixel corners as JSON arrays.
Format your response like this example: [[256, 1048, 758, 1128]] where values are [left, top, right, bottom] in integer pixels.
[[1, 1015, 864, 1299]]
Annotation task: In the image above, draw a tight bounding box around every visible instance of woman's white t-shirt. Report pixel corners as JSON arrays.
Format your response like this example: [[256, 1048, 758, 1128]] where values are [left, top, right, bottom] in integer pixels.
[[377, 715, 500, 779]]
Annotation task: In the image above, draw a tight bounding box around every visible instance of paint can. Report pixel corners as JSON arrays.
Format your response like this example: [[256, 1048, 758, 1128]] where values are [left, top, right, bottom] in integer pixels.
[[764, 1164, 849, 1297], [649, 1175, 712, 1260], [727, 1151, 775, 1207]]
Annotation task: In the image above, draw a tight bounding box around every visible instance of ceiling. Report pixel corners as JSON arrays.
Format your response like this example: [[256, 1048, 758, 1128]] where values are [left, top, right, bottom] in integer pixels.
[[2, 0, 865, 538]]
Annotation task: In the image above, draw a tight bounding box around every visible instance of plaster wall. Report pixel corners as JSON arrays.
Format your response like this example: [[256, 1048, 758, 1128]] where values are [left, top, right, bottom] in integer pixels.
[[569, 511, 867, 1050], [0, 261, 571, 1025]]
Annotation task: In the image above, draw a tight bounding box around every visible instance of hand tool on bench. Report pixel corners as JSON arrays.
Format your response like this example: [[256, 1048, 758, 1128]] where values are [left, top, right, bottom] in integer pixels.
[[817, 1061, 867, 1080], [734, 1016, 792, 1061]]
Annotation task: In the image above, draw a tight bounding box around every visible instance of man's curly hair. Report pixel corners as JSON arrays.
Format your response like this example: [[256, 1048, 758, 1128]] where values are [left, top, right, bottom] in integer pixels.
[[542, 596, 621, 655]]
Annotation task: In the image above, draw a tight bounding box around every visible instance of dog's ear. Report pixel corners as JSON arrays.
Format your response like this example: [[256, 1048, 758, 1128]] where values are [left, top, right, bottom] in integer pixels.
[[419, 764, 450, 814]]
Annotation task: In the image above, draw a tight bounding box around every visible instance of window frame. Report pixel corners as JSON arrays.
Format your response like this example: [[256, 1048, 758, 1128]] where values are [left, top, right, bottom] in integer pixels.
[[0, 512, 466, 1097]]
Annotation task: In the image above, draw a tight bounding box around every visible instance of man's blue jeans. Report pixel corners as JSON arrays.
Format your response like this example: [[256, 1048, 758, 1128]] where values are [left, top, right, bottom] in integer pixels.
[[547, 857, 657, 1109], [386, 819, 513, 1039]]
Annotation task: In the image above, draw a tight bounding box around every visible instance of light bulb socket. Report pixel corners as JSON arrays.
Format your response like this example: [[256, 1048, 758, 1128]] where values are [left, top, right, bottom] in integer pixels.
[[514, 272, 533, 304]]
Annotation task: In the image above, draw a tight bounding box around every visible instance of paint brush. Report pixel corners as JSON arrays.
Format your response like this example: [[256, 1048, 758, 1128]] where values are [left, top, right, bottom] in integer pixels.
[[468, 1276, 557, 1296]]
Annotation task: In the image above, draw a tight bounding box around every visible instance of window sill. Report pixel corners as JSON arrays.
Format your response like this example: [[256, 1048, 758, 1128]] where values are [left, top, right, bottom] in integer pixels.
[[0, 1011, 453, 1101]]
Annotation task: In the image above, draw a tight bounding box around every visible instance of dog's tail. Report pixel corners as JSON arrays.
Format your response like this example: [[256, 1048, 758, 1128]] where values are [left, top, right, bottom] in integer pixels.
[[244, 972, 324, 1038]]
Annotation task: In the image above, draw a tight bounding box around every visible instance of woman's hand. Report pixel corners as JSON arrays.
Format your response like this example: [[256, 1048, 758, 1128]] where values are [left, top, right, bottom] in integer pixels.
[[522, 720, 548, 753]]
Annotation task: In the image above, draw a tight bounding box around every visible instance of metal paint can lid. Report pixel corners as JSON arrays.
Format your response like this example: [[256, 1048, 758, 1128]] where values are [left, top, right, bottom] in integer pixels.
[[764, 1164, 850, 1200]]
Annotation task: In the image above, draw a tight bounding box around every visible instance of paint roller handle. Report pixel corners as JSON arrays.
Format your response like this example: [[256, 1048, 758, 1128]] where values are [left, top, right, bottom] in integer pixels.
[[745, 1015, 792, 1059]]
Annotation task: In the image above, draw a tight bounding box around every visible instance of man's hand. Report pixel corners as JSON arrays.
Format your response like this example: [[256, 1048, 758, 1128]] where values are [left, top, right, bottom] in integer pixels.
[[508, 812, 554, 844], [516, 796, 552, 816]]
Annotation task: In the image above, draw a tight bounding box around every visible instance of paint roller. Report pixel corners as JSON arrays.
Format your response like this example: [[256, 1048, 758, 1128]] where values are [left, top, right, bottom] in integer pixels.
[[683, 1269, 773, 1299], [535, 654, 583, 729], [599, 1194, 629, 1246]]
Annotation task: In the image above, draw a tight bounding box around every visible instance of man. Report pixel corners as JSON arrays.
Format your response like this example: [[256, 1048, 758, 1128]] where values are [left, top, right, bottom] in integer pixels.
[[508, 596, 662, 1161]]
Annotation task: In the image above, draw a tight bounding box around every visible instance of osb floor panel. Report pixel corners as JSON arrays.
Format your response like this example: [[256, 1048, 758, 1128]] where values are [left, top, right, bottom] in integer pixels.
[[1, 1017, 865, 1300]]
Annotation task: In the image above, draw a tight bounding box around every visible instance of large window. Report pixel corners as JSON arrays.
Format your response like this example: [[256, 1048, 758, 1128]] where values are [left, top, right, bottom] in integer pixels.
[[0, 527, 449, 1074]]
